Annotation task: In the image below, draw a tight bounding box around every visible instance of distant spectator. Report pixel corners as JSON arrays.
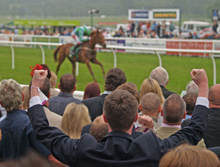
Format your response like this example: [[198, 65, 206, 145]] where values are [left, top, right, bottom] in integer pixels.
[[178, 30, 184, 39], [138, 29, 146, 38], [188, 32, 193, 39], [161, 20, 166, 37], [130, 21, 136, 37], [151, 21, 157, 32], [169, 21, 175, 32], [61, 103, 91, 139], [212, 20, 218, 34], [49, 73, 81, 116], [157, 22, 161, 37], [83, 82, 101, 100], [159, 144, 220, 167], [192, 31, 199, 39], [150, 66, 176, 99]]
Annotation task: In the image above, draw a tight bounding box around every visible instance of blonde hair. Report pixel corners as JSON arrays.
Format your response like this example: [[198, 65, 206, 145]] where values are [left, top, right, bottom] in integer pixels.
[[49, 71, 57, 88], [61, 103, 91, 139], [159, 144, 220, 167], [0, 79, 22, 112], [140, 78, 165, 105], [22, 86, 30, 110]]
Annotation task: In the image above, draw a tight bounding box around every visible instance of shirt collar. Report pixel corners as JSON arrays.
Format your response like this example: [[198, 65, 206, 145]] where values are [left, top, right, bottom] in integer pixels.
[[102, 91, 111, 95], [161, 122, 181, 129]]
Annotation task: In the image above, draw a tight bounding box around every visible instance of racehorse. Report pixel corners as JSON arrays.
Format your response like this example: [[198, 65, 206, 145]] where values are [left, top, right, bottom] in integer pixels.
[[54, 29, 106, 82]]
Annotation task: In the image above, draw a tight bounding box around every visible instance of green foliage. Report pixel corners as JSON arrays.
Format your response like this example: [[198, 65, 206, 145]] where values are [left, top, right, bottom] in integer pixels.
[[1, 46, 220, 95]]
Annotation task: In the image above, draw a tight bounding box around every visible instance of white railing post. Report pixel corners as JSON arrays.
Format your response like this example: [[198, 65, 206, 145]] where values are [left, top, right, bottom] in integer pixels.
[[39, 45, 45, 64], [155, 51, 162, 67], [111, 48, 117, 68], [209, 53, 216, 85], [9, 45, 15, 69]]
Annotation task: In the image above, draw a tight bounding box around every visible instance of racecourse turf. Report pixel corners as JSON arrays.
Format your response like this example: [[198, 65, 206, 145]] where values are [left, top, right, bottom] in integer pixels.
[[0, 46, 220, 94]]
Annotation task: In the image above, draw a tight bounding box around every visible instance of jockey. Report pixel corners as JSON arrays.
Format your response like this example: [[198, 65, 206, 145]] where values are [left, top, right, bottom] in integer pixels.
[[71, 25, 92, 45], [70, 25, 92, 56]]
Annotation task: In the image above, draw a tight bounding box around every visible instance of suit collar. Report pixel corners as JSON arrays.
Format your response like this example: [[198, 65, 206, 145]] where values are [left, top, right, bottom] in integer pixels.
[[103, 131, 133, 141]]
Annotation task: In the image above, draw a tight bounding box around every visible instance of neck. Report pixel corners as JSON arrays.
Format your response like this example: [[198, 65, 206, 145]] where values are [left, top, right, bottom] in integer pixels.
[[107, 123, 133, 135], [163, 120, 181, 125], [142, 111, 158, 118]]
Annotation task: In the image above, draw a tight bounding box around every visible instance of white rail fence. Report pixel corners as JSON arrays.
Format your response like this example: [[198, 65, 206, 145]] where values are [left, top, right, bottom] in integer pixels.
[[0, 40, 220, 85]]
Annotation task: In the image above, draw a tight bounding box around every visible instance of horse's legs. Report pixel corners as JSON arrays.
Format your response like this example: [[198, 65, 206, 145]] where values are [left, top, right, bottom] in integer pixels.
[[85, 60, 97, 82], [67, 57, 76, 76], [92, 59, 105, 78], [56, 53, 66, 75]]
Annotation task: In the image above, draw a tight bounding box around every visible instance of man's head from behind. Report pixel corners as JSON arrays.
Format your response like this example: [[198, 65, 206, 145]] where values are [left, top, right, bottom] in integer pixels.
[[162, 94, 186, 124], [59, 73, 76, 93], [0, 79, 22, 112], [103, 90, 138, 131], [150, 66, 169, 87], [182, 93, 198, 115], [104, 68, 126, 91], [208, 84, 220, 107], [140, 93, 161, 117]]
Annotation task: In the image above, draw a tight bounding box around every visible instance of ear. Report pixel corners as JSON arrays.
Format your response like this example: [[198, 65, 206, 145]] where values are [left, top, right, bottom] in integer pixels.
[[166, 80, 169, 86], [134, 112, 138, 122], [74, 85, 76, 91], [161, 109, 164, 116], [139, 104, 142, 111], [48, 92, 51, 98], [183, 111, 187, 119], [58, 83, 61, 90], [157, 106, 162, 113], [103, 114, 108, 123], [22, 92, 24, 102]]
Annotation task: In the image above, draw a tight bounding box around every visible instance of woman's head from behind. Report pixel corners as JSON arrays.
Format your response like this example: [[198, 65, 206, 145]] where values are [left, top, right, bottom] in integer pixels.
[[61, 103, 91, 139], [160, 144, 220, 167], [83, 82, 101, 100], [140, 78, 164, 105]]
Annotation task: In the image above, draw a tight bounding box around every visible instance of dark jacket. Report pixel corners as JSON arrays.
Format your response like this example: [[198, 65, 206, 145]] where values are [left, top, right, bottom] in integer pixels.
[[28, 104, 208, 167], [0, 110, 50, 161], [204, 108, 220, 148], [160, 85, 175, 99], [82, 94, 108, 121], [49, 92, 81, 116]]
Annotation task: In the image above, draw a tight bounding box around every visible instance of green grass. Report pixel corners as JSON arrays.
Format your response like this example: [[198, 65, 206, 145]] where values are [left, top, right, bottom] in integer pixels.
[[0, 46, 220, 94]]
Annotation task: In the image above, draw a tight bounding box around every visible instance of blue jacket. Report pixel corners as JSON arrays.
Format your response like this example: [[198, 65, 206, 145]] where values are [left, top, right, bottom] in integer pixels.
[[0, 110, 50, 161]]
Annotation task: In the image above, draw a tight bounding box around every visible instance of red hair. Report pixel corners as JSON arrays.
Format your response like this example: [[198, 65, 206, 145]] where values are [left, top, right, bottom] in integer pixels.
[[83, 82, 101, 100]]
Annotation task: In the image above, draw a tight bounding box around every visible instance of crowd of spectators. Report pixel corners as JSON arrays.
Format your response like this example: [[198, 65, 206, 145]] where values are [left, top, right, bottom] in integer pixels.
[[0, 63, 220, 166], [0, 20, 219, 40]]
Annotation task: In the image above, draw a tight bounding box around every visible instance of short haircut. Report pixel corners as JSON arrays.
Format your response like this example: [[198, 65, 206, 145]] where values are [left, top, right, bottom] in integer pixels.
[[150, 66, 169, 87], [0, 79, 22, 112], [49, 71, 57, 88], [61, 103, 91, 139], [104, 90, 138, 131], [208, 84, 220, 106], [60, 73, 76, 93], [159, 144, 220, 167], [182, 93, 198, 115], [90, 116, 108, 142], [140, 93, 161, 114], [186, 81, 199, 95], [116, 83, 139, 103], [83, 82, 101, 100], [104, 68, 126, 91], [140, 78, 165, 105], [163, 94, 186, 124]]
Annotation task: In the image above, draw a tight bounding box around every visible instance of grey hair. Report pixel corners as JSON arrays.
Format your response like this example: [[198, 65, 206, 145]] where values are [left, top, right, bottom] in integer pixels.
[[0, 79, 22, 112], [186, 81, 199, 95], [150, 66, 169, 86]]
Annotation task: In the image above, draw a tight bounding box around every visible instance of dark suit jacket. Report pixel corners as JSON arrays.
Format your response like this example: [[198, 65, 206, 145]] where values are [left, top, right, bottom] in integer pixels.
[[28, 104, 208, 167], [160, 85, 175, 99], [204, 108, 220, 148], [81, 124, 143, 139], [82, 94, 108, 121], [49, 92, 81, 116]]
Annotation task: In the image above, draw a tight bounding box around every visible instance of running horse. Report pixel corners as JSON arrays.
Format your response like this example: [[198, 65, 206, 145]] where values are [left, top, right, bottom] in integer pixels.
[[54, 29, 106, 82]]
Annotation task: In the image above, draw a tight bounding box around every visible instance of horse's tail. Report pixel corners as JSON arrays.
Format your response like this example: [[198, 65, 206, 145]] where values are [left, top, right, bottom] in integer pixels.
[[54, 45, 62, 62]]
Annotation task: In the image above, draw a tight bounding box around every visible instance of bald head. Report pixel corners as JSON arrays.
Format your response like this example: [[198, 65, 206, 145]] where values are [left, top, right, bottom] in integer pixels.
[[209, 84, 220, 107], [140, 93, 161, 115], [163, 94, 186, 124]]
